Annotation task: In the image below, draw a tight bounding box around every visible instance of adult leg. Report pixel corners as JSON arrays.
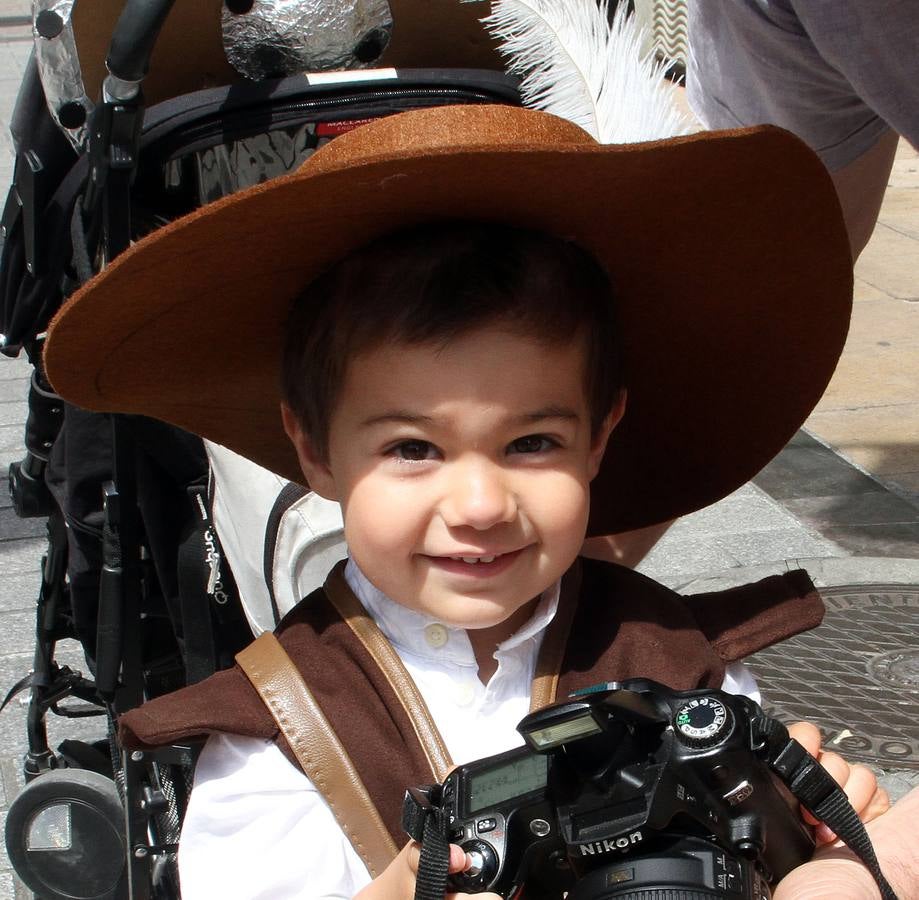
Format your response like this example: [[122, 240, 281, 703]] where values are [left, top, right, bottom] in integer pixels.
[[831, 128, 899, 261]]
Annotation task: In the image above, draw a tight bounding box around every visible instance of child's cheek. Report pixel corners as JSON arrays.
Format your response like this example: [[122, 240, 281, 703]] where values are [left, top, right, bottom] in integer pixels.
[[527, 475, 592, 554], [339, 481, 422, 554]]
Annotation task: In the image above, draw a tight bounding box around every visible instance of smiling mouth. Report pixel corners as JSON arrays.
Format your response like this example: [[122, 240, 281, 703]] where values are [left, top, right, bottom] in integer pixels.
[[448, 553, 500, 564], [427, 548, 526, 575]]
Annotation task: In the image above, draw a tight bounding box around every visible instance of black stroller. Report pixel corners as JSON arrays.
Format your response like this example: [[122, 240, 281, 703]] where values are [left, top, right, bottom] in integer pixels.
[[0, 1, 522, 896]]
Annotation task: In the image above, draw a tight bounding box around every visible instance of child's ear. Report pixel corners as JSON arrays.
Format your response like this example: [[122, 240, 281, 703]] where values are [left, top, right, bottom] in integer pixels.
[[280, 403, 339, 501], [588, 389, 627, 480]]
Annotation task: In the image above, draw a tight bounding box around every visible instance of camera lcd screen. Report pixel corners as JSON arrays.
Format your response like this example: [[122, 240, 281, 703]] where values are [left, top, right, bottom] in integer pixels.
[[466, 754, 548, 815]]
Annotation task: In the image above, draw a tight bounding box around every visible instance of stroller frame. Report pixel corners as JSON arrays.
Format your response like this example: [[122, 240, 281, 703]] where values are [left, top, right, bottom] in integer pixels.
[[1, 1, 525, 896], [4, 6, 211, 896]]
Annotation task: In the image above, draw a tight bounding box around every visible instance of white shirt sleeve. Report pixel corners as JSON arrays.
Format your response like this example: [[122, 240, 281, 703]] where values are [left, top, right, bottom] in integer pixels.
[[178, 733, 372, 900], [720, 660, 761, 704]]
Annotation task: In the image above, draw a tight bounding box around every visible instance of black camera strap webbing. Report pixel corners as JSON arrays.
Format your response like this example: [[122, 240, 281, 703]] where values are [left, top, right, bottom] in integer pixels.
[[403, 786, 451, 900], [757, 716, 898, 900]]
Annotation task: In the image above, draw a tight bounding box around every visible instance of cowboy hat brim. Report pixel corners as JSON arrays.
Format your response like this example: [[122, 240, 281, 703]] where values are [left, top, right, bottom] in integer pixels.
[[44, 104, 852, 535]]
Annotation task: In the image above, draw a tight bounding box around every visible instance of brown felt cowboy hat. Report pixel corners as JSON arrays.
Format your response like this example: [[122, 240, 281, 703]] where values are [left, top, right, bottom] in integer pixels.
[[43, 103, 852, 535]]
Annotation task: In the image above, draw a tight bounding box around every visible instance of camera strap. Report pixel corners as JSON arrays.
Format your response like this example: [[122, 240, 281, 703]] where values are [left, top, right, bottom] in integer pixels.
[[403, 785, 452, 900], [756, 715, 898, 900]]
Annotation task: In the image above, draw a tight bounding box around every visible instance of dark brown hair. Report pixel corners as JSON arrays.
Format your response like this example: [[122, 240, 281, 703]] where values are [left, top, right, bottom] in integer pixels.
[[281, 221, 623, 460]]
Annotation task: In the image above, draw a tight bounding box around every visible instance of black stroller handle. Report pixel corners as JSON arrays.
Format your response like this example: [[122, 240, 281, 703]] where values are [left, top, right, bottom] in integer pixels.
[[106, 0, 178, 84]]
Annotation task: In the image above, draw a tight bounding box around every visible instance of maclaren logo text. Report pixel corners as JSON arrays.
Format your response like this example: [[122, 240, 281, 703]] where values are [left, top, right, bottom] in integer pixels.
[[579, 832, 643, 856], [204, 526, 230, 605]]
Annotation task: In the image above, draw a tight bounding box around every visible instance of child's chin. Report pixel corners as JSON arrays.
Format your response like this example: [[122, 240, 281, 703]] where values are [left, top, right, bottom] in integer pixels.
[[449, 594, 540, 632]]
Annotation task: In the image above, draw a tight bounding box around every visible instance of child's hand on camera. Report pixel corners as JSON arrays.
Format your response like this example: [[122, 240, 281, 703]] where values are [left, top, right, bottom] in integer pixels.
[[787, 721, 890, 844], [354, 840, 502, 900]]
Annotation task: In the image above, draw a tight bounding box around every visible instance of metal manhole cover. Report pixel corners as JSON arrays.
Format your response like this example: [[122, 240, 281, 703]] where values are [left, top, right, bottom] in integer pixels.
[[746, 584, 919, 770], [868, 648, 919, 691]]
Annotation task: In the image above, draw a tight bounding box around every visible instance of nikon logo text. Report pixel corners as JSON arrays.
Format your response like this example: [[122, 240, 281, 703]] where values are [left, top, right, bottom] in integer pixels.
[[579, 832, 643, 856]]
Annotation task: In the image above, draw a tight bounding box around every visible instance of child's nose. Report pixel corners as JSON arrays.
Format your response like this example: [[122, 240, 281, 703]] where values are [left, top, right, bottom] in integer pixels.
[[440, 459, 517, 530]]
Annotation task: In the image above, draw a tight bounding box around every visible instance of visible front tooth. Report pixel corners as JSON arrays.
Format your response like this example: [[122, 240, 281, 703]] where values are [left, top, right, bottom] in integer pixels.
[[461, 556, 479, 564], [479, 555, 496, 564]]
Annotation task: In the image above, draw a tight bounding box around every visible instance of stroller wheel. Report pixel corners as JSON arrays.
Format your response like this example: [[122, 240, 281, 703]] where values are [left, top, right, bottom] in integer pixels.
[[5, 768, 128, 900]]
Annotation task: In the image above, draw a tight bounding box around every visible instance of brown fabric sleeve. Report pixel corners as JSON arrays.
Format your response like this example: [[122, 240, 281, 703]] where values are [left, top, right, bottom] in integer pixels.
[[682, 569, 825, 663], [118, 666, 280, 751]]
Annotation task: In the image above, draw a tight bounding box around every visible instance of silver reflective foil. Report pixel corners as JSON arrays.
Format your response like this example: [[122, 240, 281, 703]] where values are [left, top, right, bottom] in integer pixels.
[[221, 0, 393, 81], [193, 125, 330, 204], [31, 0, 93, 151]]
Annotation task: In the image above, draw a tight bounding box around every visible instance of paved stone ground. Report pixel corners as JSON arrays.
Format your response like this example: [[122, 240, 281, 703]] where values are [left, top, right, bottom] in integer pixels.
[[0, 5, 917, 898]]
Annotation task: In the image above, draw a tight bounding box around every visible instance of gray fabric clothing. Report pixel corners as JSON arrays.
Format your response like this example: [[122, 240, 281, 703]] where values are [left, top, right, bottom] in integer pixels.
[[686, 0, 919, 170]]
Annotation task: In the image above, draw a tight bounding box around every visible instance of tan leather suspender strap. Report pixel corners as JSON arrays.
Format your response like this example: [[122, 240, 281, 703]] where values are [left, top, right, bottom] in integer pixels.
[[236, 632, 399, 877], [530, 561, 582, 712], [323, 562, 453, 782]]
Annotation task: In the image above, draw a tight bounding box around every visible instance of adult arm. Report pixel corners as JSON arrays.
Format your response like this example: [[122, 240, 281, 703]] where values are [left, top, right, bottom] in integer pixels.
[[774, 785, 919, 900]]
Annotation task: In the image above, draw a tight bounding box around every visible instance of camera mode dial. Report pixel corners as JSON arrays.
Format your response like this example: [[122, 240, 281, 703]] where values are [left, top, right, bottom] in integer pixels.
[[673, 696, 733, 749]]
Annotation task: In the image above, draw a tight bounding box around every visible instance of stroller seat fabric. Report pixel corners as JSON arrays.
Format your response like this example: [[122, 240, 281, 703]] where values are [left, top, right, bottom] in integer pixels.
[[206, 442, 345, 635]]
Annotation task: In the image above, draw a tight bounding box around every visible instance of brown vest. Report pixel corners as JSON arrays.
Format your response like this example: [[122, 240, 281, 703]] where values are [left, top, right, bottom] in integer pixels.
[[119, 558, 822, 846]]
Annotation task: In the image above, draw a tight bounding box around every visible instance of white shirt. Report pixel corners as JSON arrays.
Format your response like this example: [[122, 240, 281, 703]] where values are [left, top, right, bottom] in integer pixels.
[[178, 561, 759, 899]]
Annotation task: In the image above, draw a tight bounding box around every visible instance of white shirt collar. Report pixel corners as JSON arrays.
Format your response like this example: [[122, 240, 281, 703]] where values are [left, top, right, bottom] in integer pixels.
[[343, 558, 561, 667]]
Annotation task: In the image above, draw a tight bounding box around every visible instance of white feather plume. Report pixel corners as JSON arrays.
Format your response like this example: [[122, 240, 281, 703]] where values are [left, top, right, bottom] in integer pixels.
[[473, 0, 691, 143]]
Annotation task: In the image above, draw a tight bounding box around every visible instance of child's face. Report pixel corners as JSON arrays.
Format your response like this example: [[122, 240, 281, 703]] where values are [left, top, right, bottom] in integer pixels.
[[284, 326, 620, 635]]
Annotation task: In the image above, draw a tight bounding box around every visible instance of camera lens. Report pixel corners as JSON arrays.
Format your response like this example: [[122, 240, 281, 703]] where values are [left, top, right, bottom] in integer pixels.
[[566, 835, 761, 899]]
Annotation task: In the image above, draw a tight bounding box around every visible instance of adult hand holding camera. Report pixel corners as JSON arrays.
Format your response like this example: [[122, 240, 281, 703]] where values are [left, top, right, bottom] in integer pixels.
[[353, 840, 501, 900]]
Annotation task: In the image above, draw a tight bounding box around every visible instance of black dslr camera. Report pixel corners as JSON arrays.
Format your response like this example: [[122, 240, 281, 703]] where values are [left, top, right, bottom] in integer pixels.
[[404, 679, 887, 900]]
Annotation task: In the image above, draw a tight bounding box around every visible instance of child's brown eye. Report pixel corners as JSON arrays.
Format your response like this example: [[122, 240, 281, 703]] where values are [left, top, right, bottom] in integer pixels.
[[511, 435, 552, 454], [395, 440, 435, 461]]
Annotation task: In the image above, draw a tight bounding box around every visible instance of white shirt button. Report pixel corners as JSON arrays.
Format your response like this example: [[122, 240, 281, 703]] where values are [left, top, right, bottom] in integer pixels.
[[455, 682, 477, 707], [424, 623, 449, 649]]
